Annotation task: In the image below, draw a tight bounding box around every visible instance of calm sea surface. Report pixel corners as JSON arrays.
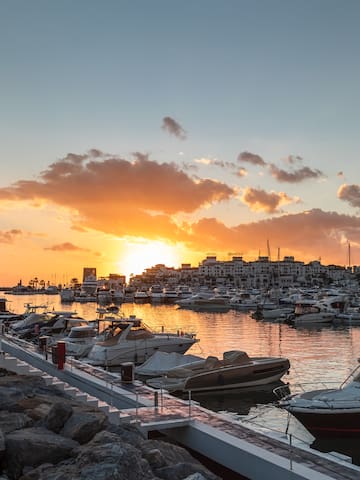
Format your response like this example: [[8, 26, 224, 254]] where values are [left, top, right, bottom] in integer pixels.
[[4, 293, 360, 451]]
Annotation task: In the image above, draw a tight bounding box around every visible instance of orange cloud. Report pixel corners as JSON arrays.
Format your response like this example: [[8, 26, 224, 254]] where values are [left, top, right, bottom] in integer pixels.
[[162, 116, 187, 139], [188, 209, 360, 265], [338, 184, 360, 208], [0, 151, 235, 240], [241, 187, 297, 213], [44, 242, 91, 252], [0, 229, 23, 244]]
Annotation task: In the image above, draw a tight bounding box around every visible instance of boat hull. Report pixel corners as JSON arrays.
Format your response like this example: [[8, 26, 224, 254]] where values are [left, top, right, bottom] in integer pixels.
[[184, 360, 290, 392], [287, 408, 360, 438]]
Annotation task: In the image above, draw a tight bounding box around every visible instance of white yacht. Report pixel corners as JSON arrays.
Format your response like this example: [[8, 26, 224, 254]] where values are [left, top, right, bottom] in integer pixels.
[[85, 314, 199, 367], [285, 295, 347, 326], [162, 286, 179, 303], [59, 288, 75, 303], [149, 285, 164, 303]]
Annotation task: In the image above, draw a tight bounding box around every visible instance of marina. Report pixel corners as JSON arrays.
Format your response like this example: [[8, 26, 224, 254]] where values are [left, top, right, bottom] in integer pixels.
[[1, 292, 360, 477]]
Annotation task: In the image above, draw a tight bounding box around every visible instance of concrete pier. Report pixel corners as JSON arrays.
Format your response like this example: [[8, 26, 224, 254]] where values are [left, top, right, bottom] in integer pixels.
[[1, 334, 360, 480]]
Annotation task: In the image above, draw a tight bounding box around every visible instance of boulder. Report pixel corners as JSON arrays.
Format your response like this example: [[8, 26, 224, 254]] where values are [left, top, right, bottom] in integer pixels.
[[44, 402, 73, 433], [155, 462, 218, 480], [0, 411, 33, 433], [0, 428, 5, 460], [5, 427, 78, 479], [61, 410, 107, 444]]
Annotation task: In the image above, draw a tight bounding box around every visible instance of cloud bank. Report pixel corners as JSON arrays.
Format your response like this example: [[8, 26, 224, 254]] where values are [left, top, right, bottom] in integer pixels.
[[1, 150, 359, 266]]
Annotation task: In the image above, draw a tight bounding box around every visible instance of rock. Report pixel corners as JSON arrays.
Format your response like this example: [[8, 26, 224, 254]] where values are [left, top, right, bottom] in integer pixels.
[[61, 409, 107, 444], [5, 427, 78, 479], [0, 428, 5, 460], [106, 422, 146, 447], [0, 411, 33, 433], [75, 430, 154, 479], [21, 431, 156, 480], [140, 439, 203, 466], [0, 372, 219, 480], [142, 448, 166, 469], [183, 474, 209, 480], [44, 402, 73, 433], [140, 439, 220, 480], [155, 462, 217, 480]]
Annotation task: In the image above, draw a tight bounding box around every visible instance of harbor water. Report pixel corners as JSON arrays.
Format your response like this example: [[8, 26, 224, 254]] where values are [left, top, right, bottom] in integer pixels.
[[4, 293, 360, 460]]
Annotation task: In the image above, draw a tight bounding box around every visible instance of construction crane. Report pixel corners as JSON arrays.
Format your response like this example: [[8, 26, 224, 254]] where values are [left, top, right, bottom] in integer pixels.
[[267, 239, 271, 261], [228, 252, 243, 257]]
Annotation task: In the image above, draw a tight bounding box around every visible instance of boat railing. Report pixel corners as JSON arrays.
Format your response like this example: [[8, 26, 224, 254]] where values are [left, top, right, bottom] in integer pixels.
[[273, 380, 345, 400]]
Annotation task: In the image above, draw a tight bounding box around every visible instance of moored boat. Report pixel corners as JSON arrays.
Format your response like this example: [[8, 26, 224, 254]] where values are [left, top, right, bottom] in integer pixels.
[[147, 350, 290, 393], [84, 314, 199, 367], [276, 361, 360, 439]]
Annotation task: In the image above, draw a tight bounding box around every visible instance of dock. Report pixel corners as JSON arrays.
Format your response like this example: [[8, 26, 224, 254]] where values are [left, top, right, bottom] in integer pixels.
[[1, 333, 360, 480]]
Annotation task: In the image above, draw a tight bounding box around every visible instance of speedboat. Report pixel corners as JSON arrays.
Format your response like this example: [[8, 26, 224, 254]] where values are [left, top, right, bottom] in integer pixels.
[[85, 314, 199, 367], [284, 297, 345, 326], [276, 361, 360, 439], [147, 350, 290, 393], [177, 293, 230, 312]]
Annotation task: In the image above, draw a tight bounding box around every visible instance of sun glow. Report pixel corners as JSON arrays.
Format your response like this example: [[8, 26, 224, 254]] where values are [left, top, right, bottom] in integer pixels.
[[118, 240, 181, 282]]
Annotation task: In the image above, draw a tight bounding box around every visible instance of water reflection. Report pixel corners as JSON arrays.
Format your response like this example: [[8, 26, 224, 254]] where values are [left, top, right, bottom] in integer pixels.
[[180, 381, 284, 416]]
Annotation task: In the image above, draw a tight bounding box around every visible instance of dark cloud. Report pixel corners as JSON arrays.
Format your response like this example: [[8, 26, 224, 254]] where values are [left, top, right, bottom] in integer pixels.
[[237, 151, 266, 166], [285, 155, 303, 164], [162, 116, 187, 139], [338, 184, 360, 208], [269, 164, 324, 183]]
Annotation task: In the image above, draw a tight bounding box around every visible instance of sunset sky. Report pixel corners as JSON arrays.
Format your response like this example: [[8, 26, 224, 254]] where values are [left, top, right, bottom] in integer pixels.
[[1, 0, 360, 286]]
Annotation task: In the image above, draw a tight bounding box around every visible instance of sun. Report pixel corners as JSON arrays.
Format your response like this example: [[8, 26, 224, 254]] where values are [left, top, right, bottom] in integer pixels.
[[118, 240, 181, 281]]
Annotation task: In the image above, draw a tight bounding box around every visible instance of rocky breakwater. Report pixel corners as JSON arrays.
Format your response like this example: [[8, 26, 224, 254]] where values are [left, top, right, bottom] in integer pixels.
[[0, 369, 220, 480]]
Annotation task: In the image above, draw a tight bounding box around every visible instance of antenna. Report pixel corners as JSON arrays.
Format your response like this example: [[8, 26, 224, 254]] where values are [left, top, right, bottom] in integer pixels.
[[348, 242, 351, 268]]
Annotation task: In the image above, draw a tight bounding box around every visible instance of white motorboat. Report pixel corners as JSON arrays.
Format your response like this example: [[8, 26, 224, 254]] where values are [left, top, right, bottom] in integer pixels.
[[162, 286, 179, 303], [276, 361, 360, 439], [134, 289, 150, 303], [147, 350, 290, 393], [251, 306, 294, 321], [85, 314, 199, 367], [59, 288, 75, 303], [148, 285, 164, 303], [61, 325, 98, 357], [135, 351, 205, 377], [285, 295, 347, 326], [177, 293, 230, 312]]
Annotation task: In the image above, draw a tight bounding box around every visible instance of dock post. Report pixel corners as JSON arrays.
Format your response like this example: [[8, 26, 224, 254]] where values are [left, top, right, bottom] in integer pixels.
[[289, 433, 293, 470], [188, 390, 192, 418], [154, 391, 159, 410]]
